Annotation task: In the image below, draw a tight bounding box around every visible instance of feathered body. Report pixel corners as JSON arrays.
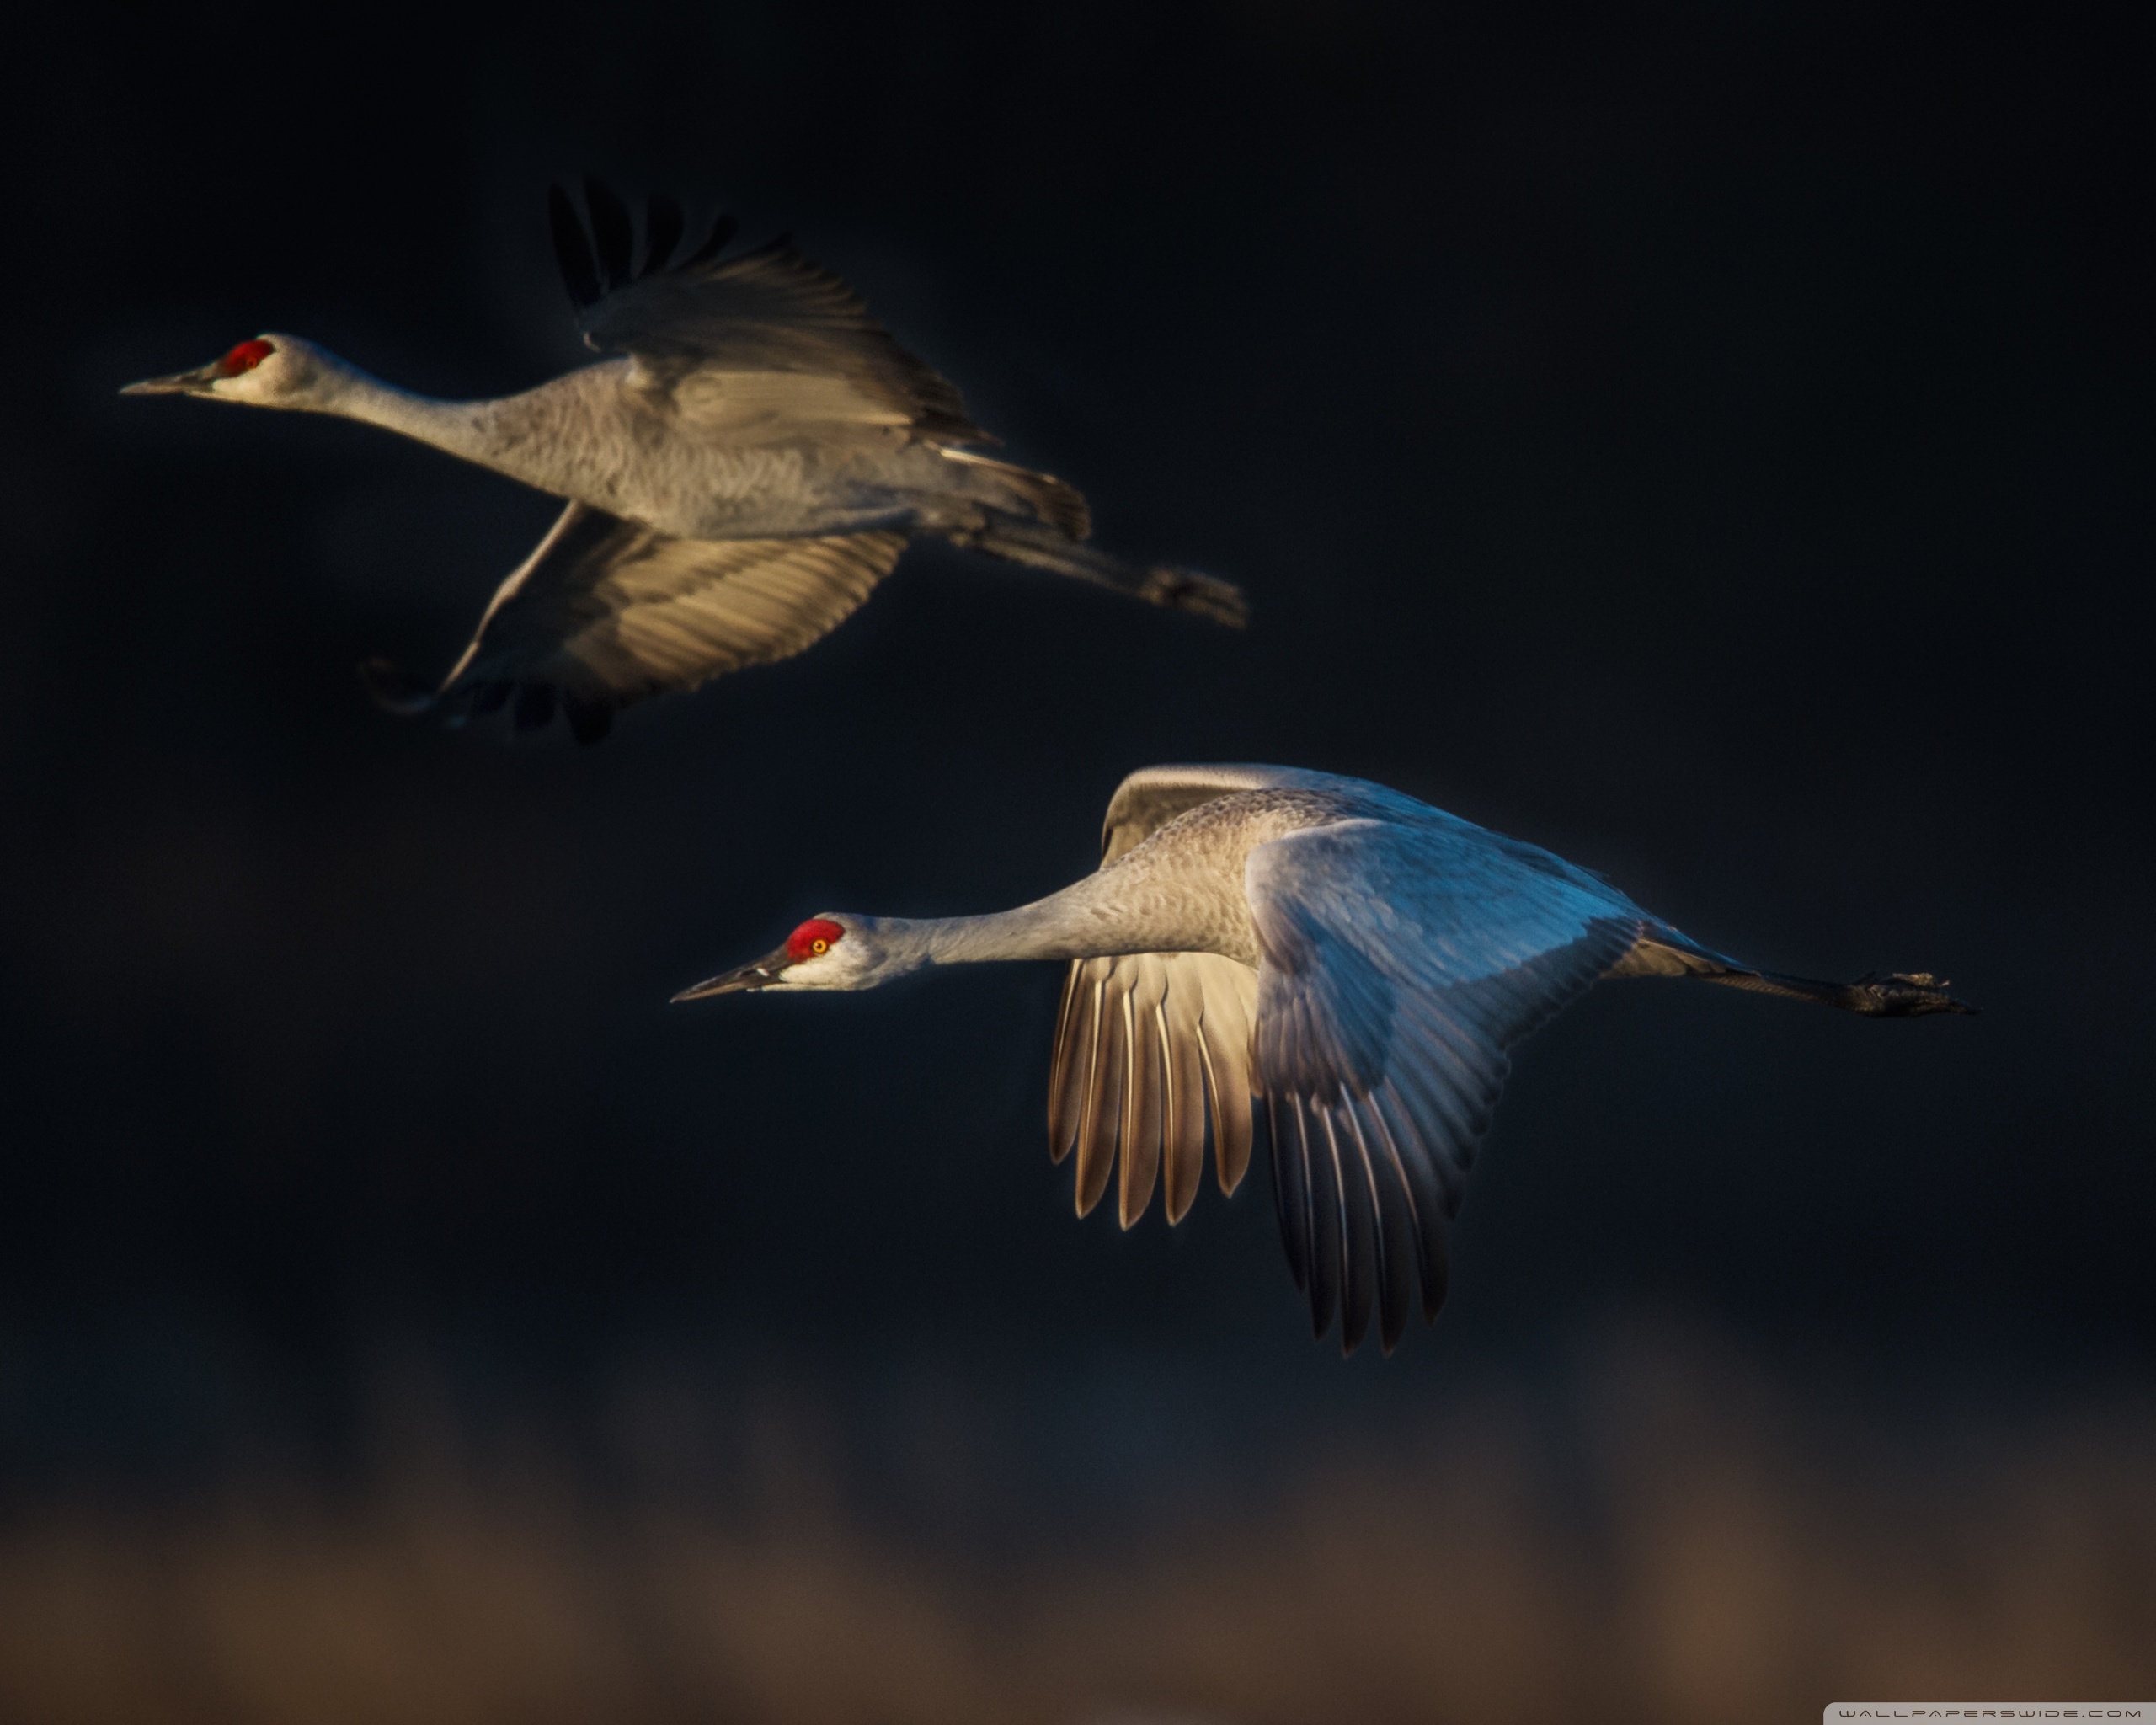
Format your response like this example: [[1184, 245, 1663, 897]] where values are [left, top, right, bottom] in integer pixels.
[[123, 183, 1240, 741], [315, 354, 1081, 541]]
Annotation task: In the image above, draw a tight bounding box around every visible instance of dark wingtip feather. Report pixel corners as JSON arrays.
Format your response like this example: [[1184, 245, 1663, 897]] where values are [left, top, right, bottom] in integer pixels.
[[1331, 1117, 1379, 1358], [1378, 1261, 1411, 1354], [357, 658, 438, 716], [513, 682, 557, 734], [1420, 1231, 1449, 1327], [1266, 1097, 1310, 1295], [643, 194, 684, 277], [684, 211, 739, 266], [583, 178, 636, 289], [1301, 1108, 1342, 1346], [548, 184, 602, 308], [562, 691, 615, 745]]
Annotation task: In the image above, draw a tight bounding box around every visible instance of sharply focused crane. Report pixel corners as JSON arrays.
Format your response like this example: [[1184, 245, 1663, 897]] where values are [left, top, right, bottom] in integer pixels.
[[122, 181, 1246, 742], [674, 765, 1973, 1354]]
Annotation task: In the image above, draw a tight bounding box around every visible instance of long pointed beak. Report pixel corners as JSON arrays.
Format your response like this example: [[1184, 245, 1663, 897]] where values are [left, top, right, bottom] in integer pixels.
[[670, 944, 793, 1002], [120, 360, 224, 397]]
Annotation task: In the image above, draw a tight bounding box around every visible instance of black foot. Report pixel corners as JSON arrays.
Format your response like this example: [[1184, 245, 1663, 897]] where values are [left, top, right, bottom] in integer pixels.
[[1140, 565, 1251, 628], [1847, 972, 1979, 1017]]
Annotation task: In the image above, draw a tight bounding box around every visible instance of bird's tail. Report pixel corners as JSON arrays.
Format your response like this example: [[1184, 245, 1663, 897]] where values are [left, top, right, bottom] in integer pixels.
[[1705, 966, 1977, 1017], [1617, 931, 1977, 1017], [938, 449, 1092, 540], [959, 511, 1251, 628]]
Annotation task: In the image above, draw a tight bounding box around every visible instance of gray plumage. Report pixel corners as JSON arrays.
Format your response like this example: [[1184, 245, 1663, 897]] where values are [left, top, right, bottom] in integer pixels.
[[674, 765, 1974, 1355], [121, 182, 1246, 742]]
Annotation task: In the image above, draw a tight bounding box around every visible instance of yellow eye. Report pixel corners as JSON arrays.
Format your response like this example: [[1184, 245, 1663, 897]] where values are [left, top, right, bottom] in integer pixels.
[[810, 938, 828, 954]]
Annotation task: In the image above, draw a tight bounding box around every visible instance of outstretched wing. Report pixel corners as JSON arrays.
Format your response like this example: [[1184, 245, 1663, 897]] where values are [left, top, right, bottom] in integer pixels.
[[1042, 766, 1333, 1227], [1246, 815, 1645, 1355], [1048, 951, 1259, 1227], [1097, 763, 1344, 865], [551, 179, 986, 447], [365, 501, 905, 742]]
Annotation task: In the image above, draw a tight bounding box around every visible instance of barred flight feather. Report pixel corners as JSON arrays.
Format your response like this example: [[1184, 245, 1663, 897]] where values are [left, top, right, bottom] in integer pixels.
[[1048, 952, 1258, 1228]]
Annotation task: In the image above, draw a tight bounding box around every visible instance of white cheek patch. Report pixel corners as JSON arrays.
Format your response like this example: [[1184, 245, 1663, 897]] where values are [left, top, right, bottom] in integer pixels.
[[773, 948, 851, 990]]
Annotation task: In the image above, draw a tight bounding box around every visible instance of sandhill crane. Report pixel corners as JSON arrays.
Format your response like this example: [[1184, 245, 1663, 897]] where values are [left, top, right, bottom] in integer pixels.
[[674, 764, 1973, 1354], [121, 181, 1246, 742]]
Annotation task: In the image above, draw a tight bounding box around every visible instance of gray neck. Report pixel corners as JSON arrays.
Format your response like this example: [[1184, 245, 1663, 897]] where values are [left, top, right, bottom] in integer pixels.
[[861, 858, 1257, 974], [295, 346, 633, 505], [302, 359, 510, 474]]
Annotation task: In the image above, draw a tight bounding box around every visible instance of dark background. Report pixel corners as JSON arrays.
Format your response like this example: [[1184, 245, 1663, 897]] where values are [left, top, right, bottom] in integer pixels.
[[2, 3, 2149, 1718]]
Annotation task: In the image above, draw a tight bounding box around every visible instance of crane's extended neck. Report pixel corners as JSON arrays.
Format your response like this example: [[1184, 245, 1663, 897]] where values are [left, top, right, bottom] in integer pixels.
[[846, 855, 1261, 982], [867, 906, 1134, 969], [296, 355, 518, 474]]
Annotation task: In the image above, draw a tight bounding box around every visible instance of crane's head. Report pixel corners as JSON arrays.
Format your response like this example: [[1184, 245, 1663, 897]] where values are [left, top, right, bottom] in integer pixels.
[[120, 334, 325, 406], [671, 914, 916, 1001]]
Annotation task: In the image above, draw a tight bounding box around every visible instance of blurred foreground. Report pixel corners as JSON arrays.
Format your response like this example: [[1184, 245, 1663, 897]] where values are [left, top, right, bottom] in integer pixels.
[[4, 1320, 2150, 1725]]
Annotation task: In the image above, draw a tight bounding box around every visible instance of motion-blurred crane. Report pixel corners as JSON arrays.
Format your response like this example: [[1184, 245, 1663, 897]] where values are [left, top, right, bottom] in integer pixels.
[[123, 181, 1245, 742], [674, 764, 1973, 1354]]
